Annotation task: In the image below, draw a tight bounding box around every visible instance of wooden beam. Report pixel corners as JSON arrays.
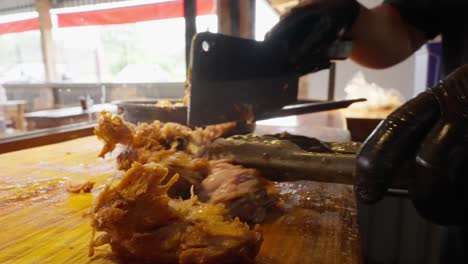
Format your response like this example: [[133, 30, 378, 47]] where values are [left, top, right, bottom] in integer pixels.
[[217, 0, 255, 38], [230, 0, 240, 36], [217, 0, 231, 35], [239, 0, 255, 39], [35, 0, 57, 82], [184, 0, 197, 73]]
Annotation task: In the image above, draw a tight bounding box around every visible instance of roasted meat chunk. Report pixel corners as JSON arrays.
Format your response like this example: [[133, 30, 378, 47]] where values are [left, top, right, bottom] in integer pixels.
[[94, 111, 236, 160], [200, 161, 280, 223], [89, 162, 262, 264], [94, 111, 236, 198], [94, 112, 282, 222], [94, 111, 135, 158], [65, 180, 95, 193]]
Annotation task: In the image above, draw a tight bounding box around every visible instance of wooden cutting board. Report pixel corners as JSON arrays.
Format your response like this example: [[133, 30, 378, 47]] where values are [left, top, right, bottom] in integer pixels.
[[0, 136, 361, 264]]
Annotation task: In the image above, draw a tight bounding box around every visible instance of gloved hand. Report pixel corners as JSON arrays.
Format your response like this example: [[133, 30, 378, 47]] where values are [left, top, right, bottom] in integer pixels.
[[265, 0, 361, 74], [355, 65, 468, 225]]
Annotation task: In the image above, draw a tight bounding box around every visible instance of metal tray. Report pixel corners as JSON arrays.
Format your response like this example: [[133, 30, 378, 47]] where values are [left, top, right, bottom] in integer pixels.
[[115, 99, 187, 124]]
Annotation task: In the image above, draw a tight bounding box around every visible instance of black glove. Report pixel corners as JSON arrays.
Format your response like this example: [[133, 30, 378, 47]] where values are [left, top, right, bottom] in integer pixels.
[[265, 0, 361, 74], [355, 65, 468, 225]]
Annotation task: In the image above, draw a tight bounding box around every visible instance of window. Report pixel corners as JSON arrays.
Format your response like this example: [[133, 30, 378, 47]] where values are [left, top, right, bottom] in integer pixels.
[[0, 22, 43, 83], [255, 0, 279, 41], [54, 18, 188, 83], [0, 0, 280, 152], [0, 0, 217, 142]]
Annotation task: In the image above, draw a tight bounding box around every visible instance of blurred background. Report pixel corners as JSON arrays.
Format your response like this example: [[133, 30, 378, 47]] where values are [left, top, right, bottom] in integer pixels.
[[0, 0, 441, 137], [0, 1, 446, 264], [0, 0, 280, 134]]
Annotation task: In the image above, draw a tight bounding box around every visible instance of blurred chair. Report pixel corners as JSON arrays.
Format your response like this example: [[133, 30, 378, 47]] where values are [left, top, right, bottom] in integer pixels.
[[0, 100, 27, 131]]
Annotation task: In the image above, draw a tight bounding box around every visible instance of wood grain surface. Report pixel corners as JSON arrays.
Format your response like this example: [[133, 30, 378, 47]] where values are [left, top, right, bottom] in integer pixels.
[[0, 136, 361, 264]]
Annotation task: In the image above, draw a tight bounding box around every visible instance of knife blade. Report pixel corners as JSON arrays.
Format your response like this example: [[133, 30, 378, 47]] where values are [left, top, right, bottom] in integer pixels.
[[188, 32, 356, 127]]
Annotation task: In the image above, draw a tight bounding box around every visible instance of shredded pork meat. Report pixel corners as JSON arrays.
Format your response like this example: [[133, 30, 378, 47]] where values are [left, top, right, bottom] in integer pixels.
[[89, 162, 262, 264], [94, 111, 236, 198], [200, 161, 279, 223], [95, 112, 281, 221], [66, 180, 95, 193], [91, 112, 282, 262], [94, 111, 235, 160]]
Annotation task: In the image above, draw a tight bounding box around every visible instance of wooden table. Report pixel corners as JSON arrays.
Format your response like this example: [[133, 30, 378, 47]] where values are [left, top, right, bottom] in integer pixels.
[[0, 112, 361, 264]]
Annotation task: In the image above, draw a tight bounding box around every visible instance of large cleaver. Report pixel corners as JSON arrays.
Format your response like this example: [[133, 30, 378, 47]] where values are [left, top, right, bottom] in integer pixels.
[[187, 32, 364, 127]]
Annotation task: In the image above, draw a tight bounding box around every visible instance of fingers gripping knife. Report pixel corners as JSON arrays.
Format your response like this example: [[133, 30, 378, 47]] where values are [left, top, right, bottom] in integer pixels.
[[187, 32, 364, 127]]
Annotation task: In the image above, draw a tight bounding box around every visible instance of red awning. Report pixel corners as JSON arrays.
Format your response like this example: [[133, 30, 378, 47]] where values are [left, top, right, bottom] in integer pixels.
[[0, 18, 39, 35], [0, 0, 215, 35], [57, 0, 216, 27]]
